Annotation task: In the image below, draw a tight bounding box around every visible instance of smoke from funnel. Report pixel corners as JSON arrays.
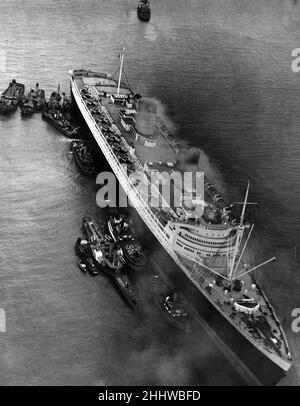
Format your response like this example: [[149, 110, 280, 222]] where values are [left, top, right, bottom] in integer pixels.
[[135, 97, 158, 137]]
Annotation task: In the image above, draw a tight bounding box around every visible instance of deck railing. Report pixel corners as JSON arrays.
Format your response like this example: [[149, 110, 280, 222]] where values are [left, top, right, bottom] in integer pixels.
[[72, 77, 290, 368]]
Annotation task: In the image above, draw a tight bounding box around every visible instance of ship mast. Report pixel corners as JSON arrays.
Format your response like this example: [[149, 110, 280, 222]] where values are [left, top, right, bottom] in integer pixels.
[[117, 45, 126, 96], [227, 179, 276, 280], [228, 179, 250, 280]]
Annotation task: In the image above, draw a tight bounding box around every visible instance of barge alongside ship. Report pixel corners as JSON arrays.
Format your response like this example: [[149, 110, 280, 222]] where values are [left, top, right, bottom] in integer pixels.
[[20, 83, 45, 115], [69, 49, 292, 384], [108, 214, 148, 271], [71, 140, 97, 176], [0, 79, 25, 114], [78, 217, 137, 307], [42, 109, 79, 138]]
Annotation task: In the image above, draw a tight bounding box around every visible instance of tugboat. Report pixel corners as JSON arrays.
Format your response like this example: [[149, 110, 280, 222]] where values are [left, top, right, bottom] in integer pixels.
[[82, 217, 125, 275], [45, 87, 62, 110], [80, 217, 137, 307], [78, 257, 99, 276], [42, 108, 79, 138], [151, 278, 193, 333], [108, 214, 148, 271], [0, 79, 25, 114], [137, 0, 151, 21], [71, 140, 97, 176], [44, 85, 71, 111], [75, 238, 99, 276], [113, 273, 137, 307], [20, 83, 46, 115]]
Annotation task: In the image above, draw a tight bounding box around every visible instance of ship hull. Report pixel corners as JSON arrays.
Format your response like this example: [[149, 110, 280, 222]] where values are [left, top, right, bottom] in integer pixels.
[[71, 141, 97, 177], [42, 111, 78, 138], [70, 78, 289, 386], [147, 238, 286, 385]]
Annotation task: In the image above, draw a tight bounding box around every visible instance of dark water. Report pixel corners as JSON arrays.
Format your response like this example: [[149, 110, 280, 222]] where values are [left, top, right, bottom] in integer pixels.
[[0, 0, 299, 385]]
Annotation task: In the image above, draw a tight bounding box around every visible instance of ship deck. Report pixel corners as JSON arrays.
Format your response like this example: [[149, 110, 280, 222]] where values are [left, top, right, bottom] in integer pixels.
[[71, 69, 292, 370], [177, 254, 292, 365], [73, 70, 231, 225], [74, 74, 177, 167]]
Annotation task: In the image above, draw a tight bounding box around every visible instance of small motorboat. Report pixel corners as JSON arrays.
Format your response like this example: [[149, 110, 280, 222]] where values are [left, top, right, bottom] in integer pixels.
[[75, 237, 91, 258], [71, 140, 97, 176], [137, 0, 151, 22], [0, 79, 25, 114], [75, 240, 99, 276], [108, 214, 147, 271], [42, 109, 79, 138], [152, 291, 192, 333], [82, 217, 103, 242], [20, 83, 46, 115], [78, 260, 88, 273], [84, 257, 99, 276], [113, 273, 137, 308], [77, 258, 99, 276]]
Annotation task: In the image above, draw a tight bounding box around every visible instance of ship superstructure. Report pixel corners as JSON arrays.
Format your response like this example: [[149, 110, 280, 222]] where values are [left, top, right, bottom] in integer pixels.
[[69, 48, 292, 379]]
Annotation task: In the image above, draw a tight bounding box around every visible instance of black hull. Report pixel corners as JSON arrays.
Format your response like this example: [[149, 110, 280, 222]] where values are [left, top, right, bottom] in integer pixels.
[[0, 105, 18, 114], [74, 240, 99, 276], [137, 6, 151, 21], [112, 275, 137, 308], [149, 239, 286, 386], [21, 108, 38, 116], [21, 106, 43, 116], [21, 109, 35, 116], [71, 84, 287, 385], [78, 262, 88, 274], [79, 261, 99, 277], [152, 294, 192, 333], [42, 111, 78, 138], [96, 262, 117, 277], [0, 81, 25, 114], [137, 12, 151, 22], [71, 142, 97, 177]]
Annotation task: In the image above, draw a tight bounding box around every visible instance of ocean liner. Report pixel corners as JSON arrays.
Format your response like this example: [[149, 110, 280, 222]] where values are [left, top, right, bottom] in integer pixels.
[[69, 47, 292, 384]]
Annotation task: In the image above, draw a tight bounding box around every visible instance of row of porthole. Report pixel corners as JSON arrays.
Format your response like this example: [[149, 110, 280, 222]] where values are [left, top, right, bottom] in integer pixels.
[[202, 224, 230, 231], [176, 240, 230, 257], [180, 233, 235, 248], [197, 229, 229, 236], [182, 233, 232, 244]]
